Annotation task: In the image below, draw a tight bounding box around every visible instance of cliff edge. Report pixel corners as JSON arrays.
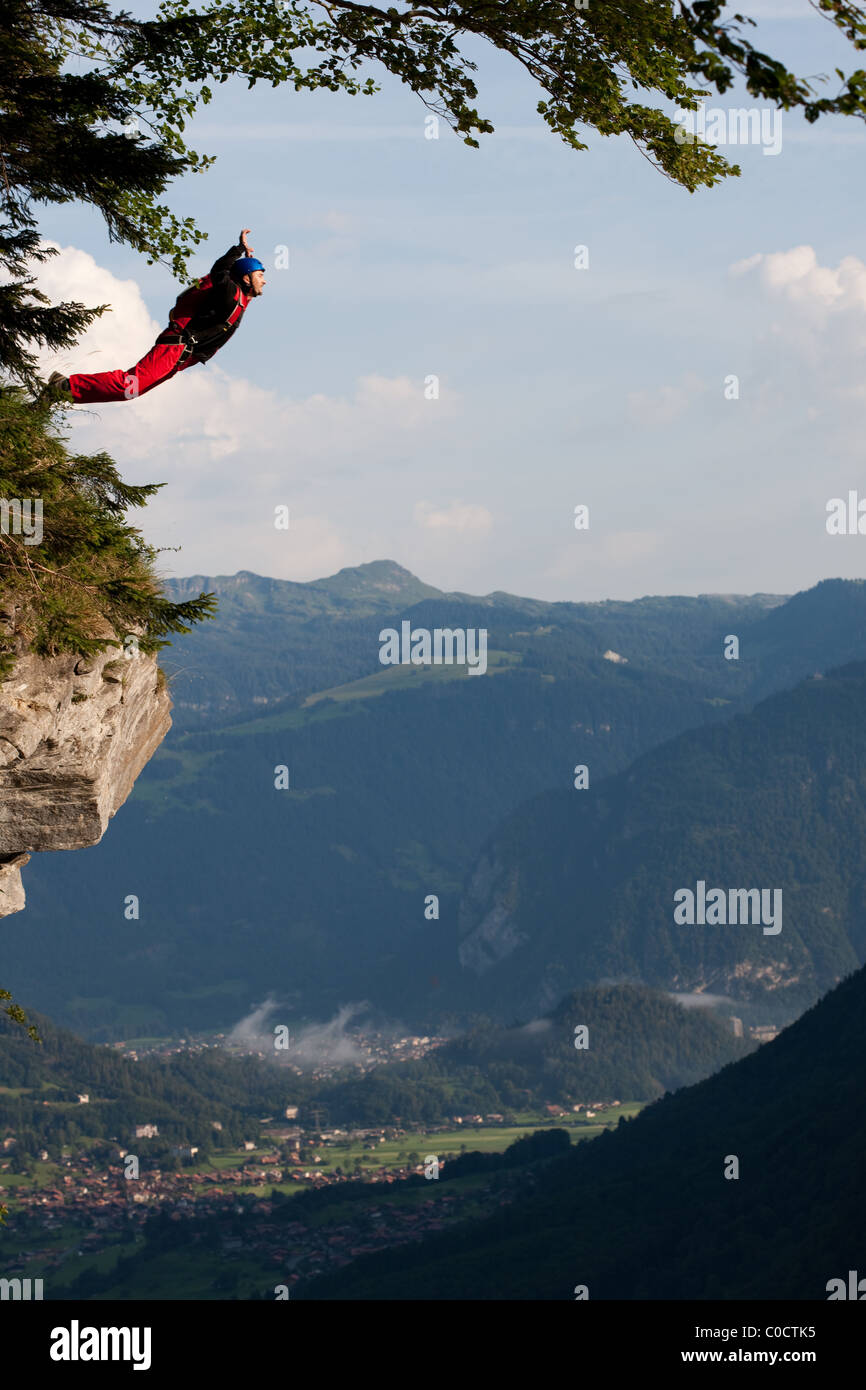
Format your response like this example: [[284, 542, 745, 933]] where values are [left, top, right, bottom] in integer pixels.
[[0, 641, 171, 916]]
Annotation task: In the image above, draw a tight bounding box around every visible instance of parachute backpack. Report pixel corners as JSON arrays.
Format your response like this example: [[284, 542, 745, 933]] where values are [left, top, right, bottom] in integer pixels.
[[161, 261, 258, 359]]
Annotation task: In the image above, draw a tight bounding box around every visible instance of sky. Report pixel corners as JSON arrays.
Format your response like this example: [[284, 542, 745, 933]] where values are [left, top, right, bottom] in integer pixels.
[[34, 0, 866, 603]]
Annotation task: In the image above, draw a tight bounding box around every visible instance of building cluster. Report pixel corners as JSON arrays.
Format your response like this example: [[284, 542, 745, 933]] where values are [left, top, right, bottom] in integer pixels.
[[111, 1030, 450, 1075], [0, 1136, 530, 1291]]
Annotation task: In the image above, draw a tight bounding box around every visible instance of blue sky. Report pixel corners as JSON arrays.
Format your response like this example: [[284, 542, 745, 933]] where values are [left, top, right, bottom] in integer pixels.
[[37, 0, 866, 601]]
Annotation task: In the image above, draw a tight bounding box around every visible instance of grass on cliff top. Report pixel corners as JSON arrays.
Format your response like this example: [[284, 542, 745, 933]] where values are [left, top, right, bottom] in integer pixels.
[[0, 386, 217, 680]]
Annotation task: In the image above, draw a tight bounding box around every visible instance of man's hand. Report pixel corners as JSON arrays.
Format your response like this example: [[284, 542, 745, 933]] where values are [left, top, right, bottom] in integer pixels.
[[239, 228, 254, 256]]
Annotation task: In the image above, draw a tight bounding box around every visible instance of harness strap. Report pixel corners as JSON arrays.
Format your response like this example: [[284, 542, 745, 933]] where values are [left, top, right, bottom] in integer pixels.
[[157, 328, 197, 364], [167, 286, 245, 346]]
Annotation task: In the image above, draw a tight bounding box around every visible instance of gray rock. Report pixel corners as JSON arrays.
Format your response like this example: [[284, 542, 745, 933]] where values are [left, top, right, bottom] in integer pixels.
[[457, 852, 528, 974], [0, 643, 171, 916], [0, 853, 30, 916]]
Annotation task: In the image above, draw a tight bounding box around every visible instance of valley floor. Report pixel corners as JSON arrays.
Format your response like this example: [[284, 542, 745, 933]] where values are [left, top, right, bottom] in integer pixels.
[[0, 1105, 643, 1298]]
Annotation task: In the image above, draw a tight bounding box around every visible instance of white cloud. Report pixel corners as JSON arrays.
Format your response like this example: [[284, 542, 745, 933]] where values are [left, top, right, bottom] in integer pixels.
[[34, 244, 457, 579], [542, 529, 666, 591], [414, 499, 493, 532], [727, 244, 866, 388], [321, 209, 354, 233], [730, 245, 866, 311], [627, 374, 705, 426], [597, 530, 666, 567], [36, 241, 160, 371]]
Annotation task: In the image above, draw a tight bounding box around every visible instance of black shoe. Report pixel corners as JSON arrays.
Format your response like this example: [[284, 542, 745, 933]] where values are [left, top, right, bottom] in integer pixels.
[[36, 372, 73, 405]]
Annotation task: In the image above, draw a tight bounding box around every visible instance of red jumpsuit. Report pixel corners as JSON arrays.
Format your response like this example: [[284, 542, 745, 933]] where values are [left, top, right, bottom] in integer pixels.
[[69, 340, 197, 404], [69, 242, 250, 405]]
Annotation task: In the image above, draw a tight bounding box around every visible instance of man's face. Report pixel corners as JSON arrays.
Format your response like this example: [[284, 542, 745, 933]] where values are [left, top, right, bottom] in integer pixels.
[[245, 270, 266, 297]]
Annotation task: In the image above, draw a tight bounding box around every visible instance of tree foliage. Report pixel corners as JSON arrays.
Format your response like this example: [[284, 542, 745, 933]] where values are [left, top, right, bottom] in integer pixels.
[[0, 2, 198, 385], [0, 388, 217, 677], [300, 964, 866, 1300], [4, 2, 866, 381], [0, 990, 40, 1221]]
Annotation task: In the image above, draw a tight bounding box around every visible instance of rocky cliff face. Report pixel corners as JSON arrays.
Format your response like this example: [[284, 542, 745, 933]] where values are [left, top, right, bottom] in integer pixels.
[[458, 852, 528, 975], [0, 643, 171, 916]]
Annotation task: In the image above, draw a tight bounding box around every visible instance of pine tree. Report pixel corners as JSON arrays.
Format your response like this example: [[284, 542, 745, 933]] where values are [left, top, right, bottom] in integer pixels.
[[0, 387, 217, 676], [0, 2, 204, 386]]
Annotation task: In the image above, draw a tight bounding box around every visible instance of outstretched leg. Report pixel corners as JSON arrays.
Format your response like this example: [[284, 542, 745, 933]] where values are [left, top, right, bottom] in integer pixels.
[[69, 339, 190, 404]]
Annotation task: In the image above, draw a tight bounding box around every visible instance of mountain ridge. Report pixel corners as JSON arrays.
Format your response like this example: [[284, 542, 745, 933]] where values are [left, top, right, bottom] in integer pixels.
[[455, 658, 866, 1019], [5, 575, 866, 1037]]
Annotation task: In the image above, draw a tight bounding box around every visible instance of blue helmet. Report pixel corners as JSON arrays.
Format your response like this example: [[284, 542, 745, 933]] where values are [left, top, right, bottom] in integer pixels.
[[231, 256, 265, 281]]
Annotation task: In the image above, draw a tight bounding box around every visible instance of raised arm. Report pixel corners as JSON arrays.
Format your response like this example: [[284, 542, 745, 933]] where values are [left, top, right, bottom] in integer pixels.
[[209, 238, 245, 285], [208, 229, 255, 285]]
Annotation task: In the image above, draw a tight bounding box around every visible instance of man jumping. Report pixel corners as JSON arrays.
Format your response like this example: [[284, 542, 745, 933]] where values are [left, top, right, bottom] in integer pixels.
[[44, 230, 266, 405]]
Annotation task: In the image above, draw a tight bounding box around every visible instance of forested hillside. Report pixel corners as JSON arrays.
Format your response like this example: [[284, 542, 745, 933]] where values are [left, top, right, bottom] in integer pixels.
[[0, 984, 749, 1149], [457, 660, 866, 1020], [0, 1010, 290, 1156], [4, 571, 866, 1037], [310, 984, 752, 1126], [160, 561, 785, 731], [299, 963, 866, 1300]]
